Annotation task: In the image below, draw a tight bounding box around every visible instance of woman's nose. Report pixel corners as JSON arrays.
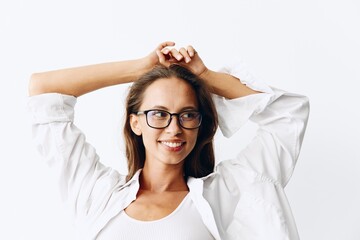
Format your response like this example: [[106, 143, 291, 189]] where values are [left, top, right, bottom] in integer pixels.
[[165, 116, 182, 134]]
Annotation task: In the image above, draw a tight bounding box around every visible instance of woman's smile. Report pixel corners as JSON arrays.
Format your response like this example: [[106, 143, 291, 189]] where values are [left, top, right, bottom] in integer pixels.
[[159, 140, 186, 152]]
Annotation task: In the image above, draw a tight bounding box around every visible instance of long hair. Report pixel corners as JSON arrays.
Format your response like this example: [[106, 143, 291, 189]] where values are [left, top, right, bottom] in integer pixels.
[[123, 64, 218, 181]]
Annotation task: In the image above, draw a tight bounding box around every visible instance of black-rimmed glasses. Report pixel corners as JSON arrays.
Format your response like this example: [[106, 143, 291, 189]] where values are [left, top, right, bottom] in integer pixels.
[[136, 109, 202, 129]]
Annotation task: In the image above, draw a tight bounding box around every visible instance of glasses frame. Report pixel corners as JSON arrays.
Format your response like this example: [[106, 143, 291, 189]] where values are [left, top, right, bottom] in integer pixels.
[[136, 109, 202, 129]]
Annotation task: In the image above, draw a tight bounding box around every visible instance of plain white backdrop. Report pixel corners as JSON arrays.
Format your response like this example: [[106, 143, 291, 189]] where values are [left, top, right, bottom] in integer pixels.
[[1, 0, 359, 239]]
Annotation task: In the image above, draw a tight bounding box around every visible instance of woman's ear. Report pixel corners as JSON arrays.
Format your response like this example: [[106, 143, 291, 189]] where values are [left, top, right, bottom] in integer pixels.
[[130, 114, 142, 136]]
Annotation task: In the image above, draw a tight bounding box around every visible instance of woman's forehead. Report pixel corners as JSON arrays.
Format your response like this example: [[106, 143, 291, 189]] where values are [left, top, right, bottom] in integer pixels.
[[140, 77, 198, 110]]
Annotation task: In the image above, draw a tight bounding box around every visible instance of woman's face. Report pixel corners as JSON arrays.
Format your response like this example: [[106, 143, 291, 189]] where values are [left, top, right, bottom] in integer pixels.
[[130, 77, 199, 168]]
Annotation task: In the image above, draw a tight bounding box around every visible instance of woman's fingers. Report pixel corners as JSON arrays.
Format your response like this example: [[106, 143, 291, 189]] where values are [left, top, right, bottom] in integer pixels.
[[161, 47, 170, 55], [179, 47, 191, 63], [156, 41, 175, 51], [156, 49, 171, 67], [187, 45, 196, 57], [157, 46, 181, 67], [160, 48, 182, 61], [156, 49, 165, 63], [169, 48, 183, 61], [157, 43, 198, 65]]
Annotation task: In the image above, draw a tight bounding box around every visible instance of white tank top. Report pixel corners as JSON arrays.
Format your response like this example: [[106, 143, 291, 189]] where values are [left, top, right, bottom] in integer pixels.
[[97, 194, 215, 239]]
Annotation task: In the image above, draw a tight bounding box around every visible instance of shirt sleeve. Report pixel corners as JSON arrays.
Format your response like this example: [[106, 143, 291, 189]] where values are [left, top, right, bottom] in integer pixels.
[[213, 61, 310, 187], [28, 93, 126, 220]]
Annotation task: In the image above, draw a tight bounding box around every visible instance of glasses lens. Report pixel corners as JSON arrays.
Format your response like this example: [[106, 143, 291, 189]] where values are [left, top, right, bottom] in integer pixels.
[[179, 111, 202, 129], [147, 110, 170, 128]]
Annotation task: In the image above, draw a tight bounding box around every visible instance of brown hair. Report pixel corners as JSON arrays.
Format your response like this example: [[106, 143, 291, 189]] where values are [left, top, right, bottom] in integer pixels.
[[123, 64, 218, 181]]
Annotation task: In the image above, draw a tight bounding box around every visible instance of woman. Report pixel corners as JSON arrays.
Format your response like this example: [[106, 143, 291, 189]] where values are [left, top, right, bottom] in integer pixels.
[[28, 41, 309, 239]]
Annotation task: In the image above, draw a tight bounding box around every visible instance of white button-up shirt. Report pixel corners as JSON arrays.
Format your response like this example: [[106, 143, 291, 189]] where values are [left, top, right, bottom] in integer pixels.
[[28, 64, 310, 240]]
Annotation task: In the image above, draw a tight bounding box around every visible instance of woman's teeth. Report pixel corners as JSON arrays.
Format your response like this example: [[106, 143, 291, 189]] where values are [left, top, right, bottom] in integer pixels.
[[162, 142, 183, 148]]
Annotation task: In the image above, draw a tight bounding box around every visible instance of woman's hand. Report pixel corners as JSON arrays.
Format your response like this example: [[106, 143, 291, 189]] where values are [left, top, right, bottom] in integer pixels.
[[142, 41, 176, 70], [156, 45, 209, 78], [156, 44, 260, 99]]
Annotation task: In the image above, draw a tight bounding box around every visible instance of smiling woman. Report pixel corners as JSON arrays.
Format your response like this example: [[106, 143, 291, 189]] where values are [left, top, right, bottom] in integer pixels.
[[28, 41, 309, 239], [125, 65, 218, 182], [129, 76, 202, 171]]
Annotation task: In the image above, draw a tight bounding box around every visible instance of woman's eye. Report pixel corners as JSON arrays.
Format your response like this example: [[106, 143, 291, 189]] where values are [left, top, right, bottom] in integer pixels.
[[182, 112, 198, 120], [151, 111, 168, 118]]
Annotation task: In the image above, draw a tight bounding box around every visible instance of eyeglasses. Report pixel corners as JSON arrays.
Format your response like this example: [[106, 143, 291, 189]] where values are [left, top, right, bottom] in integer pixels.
[[136, 109, 202, 129]]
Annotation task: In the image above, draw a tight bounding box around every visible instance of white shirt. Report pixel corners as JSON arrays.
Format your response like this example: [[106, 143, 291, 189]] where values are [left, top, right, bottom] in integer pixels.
[[98, 194, 214, 239], [28, 63, 310, 240]]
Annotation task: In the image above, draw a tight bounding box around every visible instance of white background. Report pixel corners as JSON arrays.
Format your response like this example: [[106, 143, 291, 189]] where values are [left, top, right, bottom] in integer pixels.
[[1, 0, 359, 239]]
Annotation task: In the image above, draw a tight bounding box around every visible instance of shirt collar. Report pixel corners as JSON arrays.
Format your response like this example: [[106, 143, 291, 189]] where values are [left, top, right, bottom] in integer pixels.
[[120, 170, 221, 240], [118, 169, 142, 190]]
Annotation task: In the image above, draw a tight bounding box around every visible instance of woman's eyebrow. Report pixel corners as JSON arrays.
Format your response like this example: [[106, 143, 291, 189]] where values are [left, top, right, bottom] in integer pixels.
[[151, 105, 199, 111], [151, 105, 168, 110]]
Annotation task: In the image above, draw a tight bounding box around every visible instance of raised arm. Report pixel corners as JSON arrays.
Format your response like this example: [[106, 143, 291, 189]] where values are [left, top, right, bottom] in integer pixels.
[[28, 41, 176, 97], [28, 41, 186, 230], [160, 46, 309, 186], [157, 45, 260, 99]]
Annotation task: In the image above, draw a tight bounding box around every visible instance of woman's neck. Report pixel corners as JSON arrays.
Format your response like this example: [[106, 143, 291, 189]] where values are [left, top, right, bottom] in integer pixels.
[[140, 162, 188, 193]]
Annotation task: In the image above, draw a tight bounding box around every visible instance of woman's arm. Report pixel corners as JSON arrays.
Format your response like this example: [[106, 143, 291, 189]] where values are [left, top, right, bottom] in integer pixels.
[[28, 41, 182, 224], [157, 45, 261, 99], [198, 69, 260, 99], [162, 46, 309, 186], [29, 41, 176, 97]]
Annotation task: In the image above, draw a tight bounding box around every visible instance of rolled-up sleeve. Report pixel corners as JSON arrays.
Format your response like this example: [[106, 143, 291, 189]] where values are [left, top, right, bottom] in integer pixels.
[[28, 93, 124, 220], [213, 63, 310, 187]]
